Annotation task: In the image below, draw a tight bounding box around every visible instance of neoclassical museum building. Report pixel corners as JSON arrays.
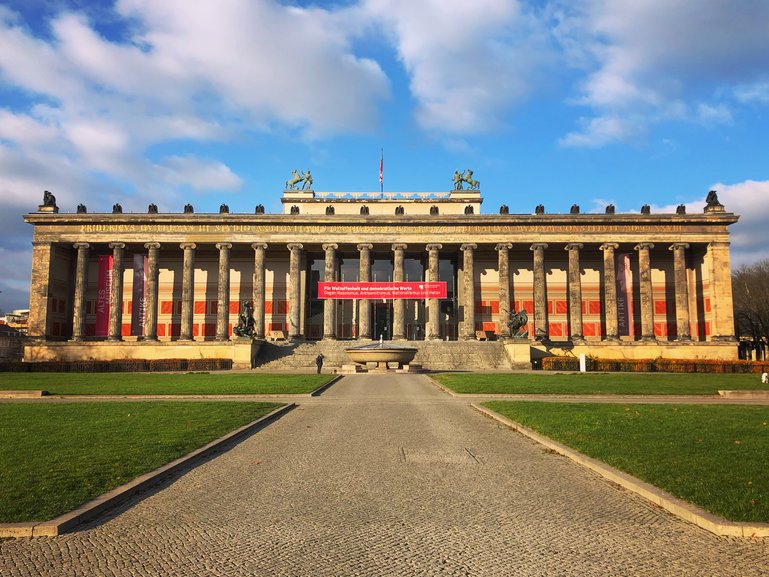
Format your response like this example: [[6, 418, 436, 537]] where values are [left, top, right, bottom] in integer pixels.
[[23, 177, 739, 367]]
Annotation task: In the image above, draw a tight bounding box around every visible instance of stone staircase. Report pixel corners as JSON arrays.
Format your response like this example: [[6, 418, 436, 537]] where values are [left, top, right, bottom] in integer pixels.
[[254, 339, 526, 372]]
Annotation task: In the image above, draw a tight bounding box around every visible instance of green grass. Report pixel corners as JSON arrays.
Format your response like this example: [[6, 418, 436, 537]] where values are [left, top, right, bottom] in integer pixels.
[[0, 372, 334, 395], [0, 401, 282, 523], [483, 401, 769, 523], [433, 372, 768, 395]]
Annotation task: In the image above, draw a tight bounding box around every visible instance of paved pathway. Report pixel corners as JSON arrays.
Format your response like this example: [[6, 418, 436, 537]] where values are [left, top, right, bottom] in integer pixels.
[[2, 374, 768, 576]]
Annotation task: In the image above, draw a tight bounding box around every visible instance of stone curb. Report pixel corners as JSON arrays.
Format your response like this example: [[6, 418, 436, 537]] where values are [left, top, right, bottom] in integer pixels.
[[0, 391, 48, 398], [0, 403, 296, 539], [718, 390, 769, 399], [312, 374, 342, 396], [472, 403, 769, 539], [425, 377, 457, 397]]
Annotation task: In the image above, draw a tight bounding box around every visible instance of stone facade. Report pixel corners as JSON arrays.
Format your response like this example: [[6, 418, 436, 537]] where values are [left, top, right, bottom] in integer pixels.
[[23, 188, 740, 365]]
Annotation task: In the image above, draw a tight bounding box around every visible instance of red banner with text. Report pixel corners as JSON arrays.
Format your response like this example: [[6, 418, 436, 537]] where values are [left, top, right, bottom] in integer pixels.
[[95, 255, 113, 337], [318, 282, 447, 300]]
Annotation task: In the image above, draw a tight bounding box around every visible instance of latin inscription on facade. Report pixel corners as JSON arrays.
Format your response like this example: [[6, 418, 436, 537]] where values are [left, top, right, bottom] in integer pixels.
[[74, 223, 700, 235]]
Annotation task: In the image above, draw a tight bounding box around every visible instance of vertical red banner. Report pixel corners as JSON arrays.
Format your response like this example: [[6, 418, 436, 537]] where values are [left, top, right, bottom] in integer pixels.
[[95, 255, 113, 337], [131, 254, 148, 336], [616, 253, 635, 337]]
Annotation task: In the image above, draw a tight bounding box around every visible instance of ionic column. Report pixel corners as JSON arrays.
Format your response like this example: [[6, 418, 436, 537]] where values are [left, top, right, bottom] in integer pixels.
[[566, 243, 584, 342], [461, 243, 477, 339], [108, 242, 125, 341], [669, 243, 691, 340], [143, 242, 161, 341], [215, 243, 232, 341], [706, 241, 736, 341], [179, 243, 196, 341], [287, 243, 303, 340], [252, 243, 267, 339], [392, 244, 407, 340], [323, 243, 338, 340], [599, 243, 620, 340], [357, 243, 373, 339], [635, 243, 655, 341], [426, 243, 442, 340], [496, 243, 513, 338], [530, 243, 548, 340], [71, 242, 90, 341]]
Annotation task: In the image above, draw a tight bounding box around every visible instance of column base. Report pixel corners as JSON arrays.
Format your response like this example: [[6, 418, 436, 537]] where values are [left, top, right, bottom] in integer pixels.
[[604, 336, 621, 342], [322, 336, 337, 341], [107, 336, 123, 342], [570, 336, 586, 345], [675, 336, 692, 342], [641, 336, 657, 342]]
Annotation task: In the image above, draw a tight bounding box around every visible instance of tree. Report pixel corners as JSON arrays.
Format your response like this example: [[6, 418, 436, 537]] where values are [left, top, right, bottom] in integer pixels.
[[732, 259, 769, 360]]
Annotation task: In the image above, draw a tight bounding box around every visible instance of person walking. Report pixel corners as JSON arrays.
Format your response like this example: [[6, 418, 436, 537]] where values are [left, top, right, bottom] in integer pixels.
[[315, 354, 324, 374]]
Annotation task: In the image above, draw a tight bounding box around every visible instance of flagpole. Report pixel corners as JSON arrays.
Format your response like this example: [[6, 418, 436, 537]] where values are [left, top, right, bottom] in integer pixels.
[[379, 148, 383, 195]]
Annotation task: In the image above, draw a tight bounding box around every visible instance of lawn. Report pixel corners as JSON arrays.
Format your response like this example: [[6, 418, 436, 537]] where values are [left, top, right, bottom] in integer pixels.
[[433, 372, 767, 395], [0, 401, 282, 522], [483, 401, 769, 523], [0, 372, 334, 395]]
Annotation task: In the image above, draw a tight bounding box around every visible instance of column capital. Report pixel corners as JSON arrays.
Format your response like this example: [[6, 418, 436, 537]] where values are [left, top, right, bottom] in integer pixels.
[[216, 242, 232, 251], [108, 242, 125, 250], [669, 242, 690, 251], [565, 243, 584, 251], [73, 242, 89, 250], [287, 242, 304, 251], [530, 242, 548, 251], [357, 243, 373, 252], [251, 242, 267, 251], [391, 243, 407, 252], [322, 243, 338, 252], [460, 243, 477, 251], [180, 242, 197, 250], [634, 242, 654, 251], [144, 242, 161, 250], [599, 242, 619, 252], [495, 243, 512, 252], [425, 243, 442, 251]]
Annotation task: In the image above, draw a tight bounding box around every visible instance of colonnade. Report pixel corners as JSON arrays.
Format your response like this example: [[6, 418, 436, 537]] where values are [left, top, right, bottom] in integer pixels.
[[66, 240, 719, 343]]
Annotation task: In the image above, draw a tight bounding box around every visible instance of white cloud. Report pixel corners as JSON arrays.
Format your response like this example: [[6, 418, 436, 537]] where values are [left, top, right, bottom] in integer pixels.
[[559, 115, 641, 147], [0, 1, 392, 213], [734, 82, 769, 105], [556, 0, 769, 146], [362, 0, 553, 134], [156, 155, 243, 192]]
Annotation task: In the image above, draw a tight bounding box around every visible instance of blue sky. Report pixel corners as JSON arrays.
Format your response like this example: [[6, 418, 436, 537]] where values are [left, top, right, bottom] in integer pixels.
[[1, 0, 769, 312]]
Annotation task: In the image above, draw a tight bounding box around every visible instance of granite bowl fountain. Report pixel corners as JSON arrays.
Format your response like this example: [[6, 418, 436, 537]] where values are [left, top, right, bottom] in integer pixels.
[[345, 339, 417, 370]]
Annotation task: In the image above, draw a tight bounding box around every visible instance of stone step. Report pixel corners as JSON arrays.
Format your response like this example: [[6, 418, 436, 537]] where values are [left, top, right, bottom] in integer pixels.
[[254, 340, 524, 371]]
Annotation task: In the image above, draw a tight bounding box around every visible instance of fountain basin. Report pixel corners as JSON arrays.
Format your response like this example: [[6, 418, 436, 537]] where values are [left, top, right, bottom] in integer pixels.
[[345, 345, 417, 369]]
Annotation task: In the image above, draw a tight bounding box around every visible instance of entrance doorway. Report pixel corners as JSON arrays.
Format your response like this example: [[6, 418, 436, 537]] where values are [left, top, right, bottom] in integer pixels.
[[373, 302, 392, 341]]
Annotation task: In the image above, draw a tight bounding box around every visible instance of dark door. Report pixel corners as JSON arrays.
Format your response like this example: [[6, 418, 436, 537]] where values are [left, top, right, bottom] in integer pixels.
[[373, 302, 392, 341]]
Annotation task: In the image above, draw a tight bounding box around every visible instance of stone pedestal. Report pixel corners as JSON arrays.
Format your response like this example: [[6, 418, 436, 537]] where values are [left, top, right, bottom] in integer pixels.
[[503, 341, 531, 364]]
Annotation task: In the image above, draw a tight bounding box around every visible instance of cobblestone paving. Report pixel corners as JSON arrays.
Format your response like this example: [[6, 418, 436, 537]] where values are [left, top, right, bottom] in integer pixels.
[[2, 374, 768, 576]]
